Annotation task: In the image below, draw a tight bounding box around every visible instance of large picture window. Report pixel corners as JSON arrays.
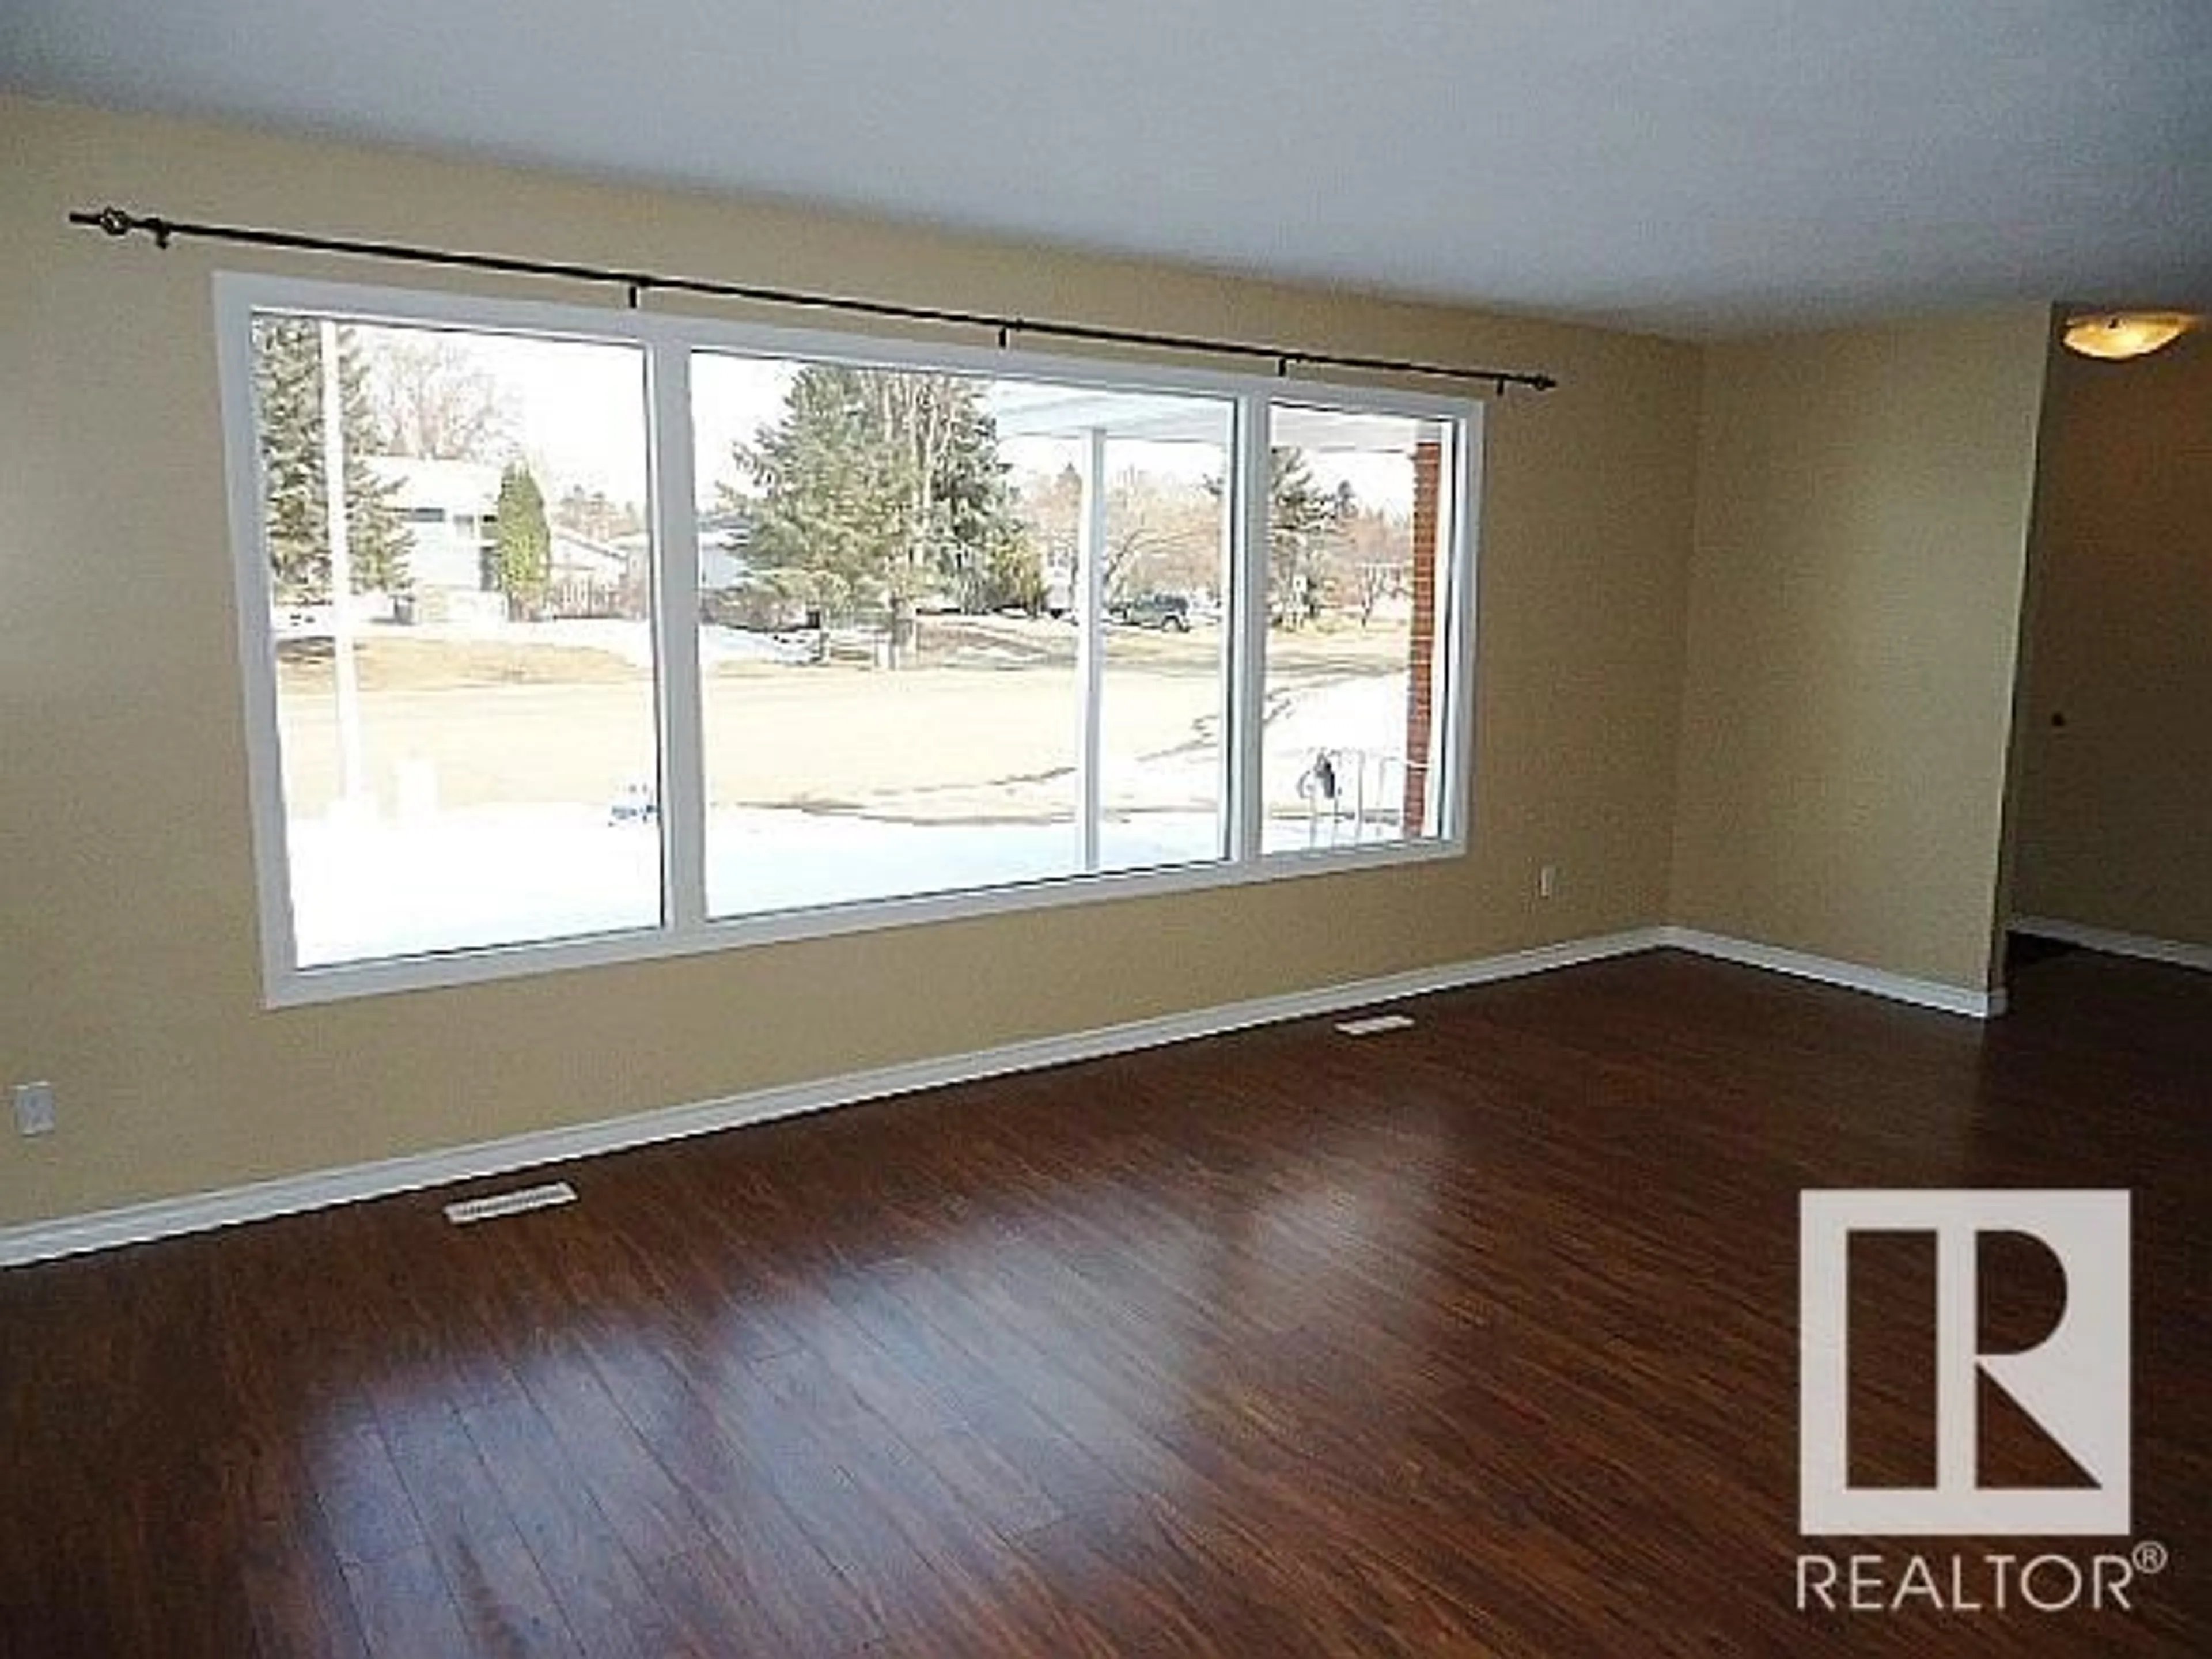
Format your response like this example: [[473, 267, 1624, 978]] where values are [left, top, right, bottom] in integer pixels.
[[216, 276, 1479, 1002]]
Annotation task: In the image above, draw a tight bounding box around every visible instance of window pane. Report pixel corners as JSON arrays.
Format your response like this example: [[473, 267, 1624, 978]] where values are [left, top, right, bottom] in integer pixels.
[[1001, 390, 1234, 874], [1097, 416, 1233, 871], [689, 359, 1236, 917], [691, 355, 1077, 914], [1262, 406, 1455, 853], [254, 315, 658, 964]]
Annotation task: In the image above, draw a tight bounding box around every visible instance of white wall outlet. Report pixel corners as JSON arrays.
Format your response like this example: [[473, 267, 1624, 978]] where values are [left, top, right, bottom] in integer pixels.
[[1538, 863, 1559, 900], [13, 1081, 56, 1137]]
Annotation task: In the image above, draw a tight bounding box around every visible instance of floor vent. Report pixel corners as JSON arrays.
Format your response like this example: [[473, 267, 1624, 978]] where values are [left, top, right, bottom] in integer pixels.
[[1335, 1012, 1416, 1037], [444, 1181, 578, 1225]]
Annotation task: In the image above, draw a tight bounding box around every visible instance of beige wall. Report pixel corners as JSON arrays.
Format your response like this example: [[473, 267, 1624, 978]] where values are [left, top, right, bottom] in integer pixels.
[[1670, 309, 2051, 990], [0, 98, 1704, 1228], [2009, 330, 2212, 946]]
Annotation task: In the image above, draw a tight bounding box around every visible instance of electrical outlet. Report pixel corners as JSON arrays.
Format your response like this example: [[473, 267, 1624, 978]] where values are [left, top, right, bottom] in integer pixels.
[[1539, 863, 1559, 900], [13, 1081, 56, 1137]]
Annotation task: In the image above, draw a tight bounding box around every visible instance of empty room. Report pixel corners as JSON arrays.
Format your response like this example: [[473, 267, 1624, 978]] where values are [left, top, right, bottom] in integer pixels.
[[2, 5, 2206, 1654]]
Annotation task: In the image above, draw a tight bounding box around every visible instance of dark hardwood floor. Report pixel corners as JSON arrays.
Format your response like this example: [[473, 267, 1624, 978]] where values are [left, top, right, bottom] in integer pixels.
[[2, 946, 2206, 1656]]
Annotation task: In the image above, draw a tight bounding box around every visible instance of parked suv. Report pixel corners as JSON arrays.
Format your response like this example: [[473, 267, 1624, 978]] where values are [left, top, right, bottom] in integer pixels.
[[1109, 593, 1192, 632]]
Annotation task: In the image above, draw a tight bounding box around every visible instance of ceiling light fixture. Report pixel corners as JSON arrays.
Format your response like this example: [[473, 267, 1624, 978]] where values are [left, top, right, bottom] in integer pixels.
[[2060, 312, 2197, 361]]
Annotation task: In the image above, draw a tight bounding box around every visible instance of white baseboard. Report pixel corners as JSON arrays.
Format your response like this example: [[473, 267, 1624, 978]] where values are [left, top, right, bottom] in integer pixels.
[[0, 927, 1665, 1267], [1656, 927, 2005, 1020], [1, 921, 2022, 1267], [2010, 916, 2212, 975]]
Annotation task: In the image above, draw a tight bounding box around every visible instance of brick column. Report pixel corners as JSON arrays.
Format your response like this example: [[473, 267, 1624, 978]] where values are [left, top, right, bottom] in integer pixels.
[[1402, 438, 1442, 835]]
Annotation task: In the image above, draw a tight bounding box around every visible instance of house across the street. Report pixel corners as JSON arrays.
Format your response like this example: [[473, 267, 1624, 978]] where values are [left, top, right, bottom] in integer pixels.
[[373, 454, 629, 620]]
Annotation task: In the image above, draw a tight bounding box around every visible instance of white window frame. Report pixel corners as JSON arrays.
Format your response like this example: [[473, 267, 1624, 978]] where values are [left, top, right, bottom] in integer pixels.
[[214, 272, 1483, 1006]]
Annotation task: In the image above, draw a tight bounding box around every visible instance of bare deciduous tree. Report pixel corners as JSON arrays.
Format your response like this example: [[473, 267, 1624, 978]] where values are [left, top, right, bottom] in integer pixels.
[[1019, 466, 1223, 603], [367, 333, 517, 461], [1336, 506, 1412, 626]]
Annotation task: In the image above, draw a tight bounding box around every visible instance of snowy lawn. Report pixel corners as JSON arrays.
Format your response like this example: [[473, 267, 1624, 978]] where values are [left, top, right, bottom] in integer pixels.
[[278, 624, 1430, 965]]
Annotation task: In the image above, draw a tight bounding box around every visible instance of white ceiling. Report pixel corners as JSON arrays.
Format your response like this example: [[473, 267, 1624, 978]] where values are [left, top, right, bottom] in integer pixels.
[[5, 1, 2208, 337]]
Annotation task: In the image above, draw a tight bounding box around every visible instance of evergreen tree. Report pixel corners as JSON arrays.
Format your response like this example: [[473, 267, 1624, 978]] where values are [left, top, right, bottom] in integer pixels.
[[1266, 448, 1350, 627], [493, 463, 552, 619], [740, 366, 1026, 656], [252, 317, 410, 604], [969, 529, 1046, 616], [931, 392, 1037, 614], [1205, 446, 1351, 627]]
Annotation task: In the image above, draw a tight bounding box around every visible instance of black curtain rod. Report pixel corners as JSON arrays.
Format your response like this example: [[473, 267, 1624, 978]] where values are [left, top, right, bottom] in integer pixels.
[[70, 204, 1558, 395]]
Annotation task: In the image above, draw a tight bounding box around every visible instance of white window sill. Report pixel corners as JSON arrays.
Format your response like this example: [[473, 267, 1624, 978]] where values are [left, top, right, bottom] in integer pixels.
[[264, 834, 1467, 1007]]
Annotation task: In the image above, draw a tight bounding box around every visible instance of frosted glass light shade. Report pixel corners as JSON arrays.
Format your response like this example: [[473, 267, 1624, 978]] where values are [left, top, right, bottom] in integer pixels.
[[2061, 313, 2196, 361]]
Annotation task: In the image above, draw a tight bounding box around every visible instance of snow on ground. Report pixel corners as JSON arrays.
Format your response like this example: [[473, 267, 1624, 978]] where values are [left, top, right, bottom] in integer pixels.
[[285, 663, 1425, 967], [396, 618, 814, 668], [291, 806, 1230, 966]]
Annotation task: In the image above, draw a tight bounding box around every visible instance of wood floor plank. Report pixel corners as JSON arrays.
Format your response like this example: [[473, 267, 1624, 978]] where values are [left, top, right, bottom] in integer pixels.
[[456, 1393, 685, 1659], [308, 1424, 429, 1571], [381, 1403, 584, 1657], [341, 1544, 474, 1658], [2, 947, 2206, 1654]]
